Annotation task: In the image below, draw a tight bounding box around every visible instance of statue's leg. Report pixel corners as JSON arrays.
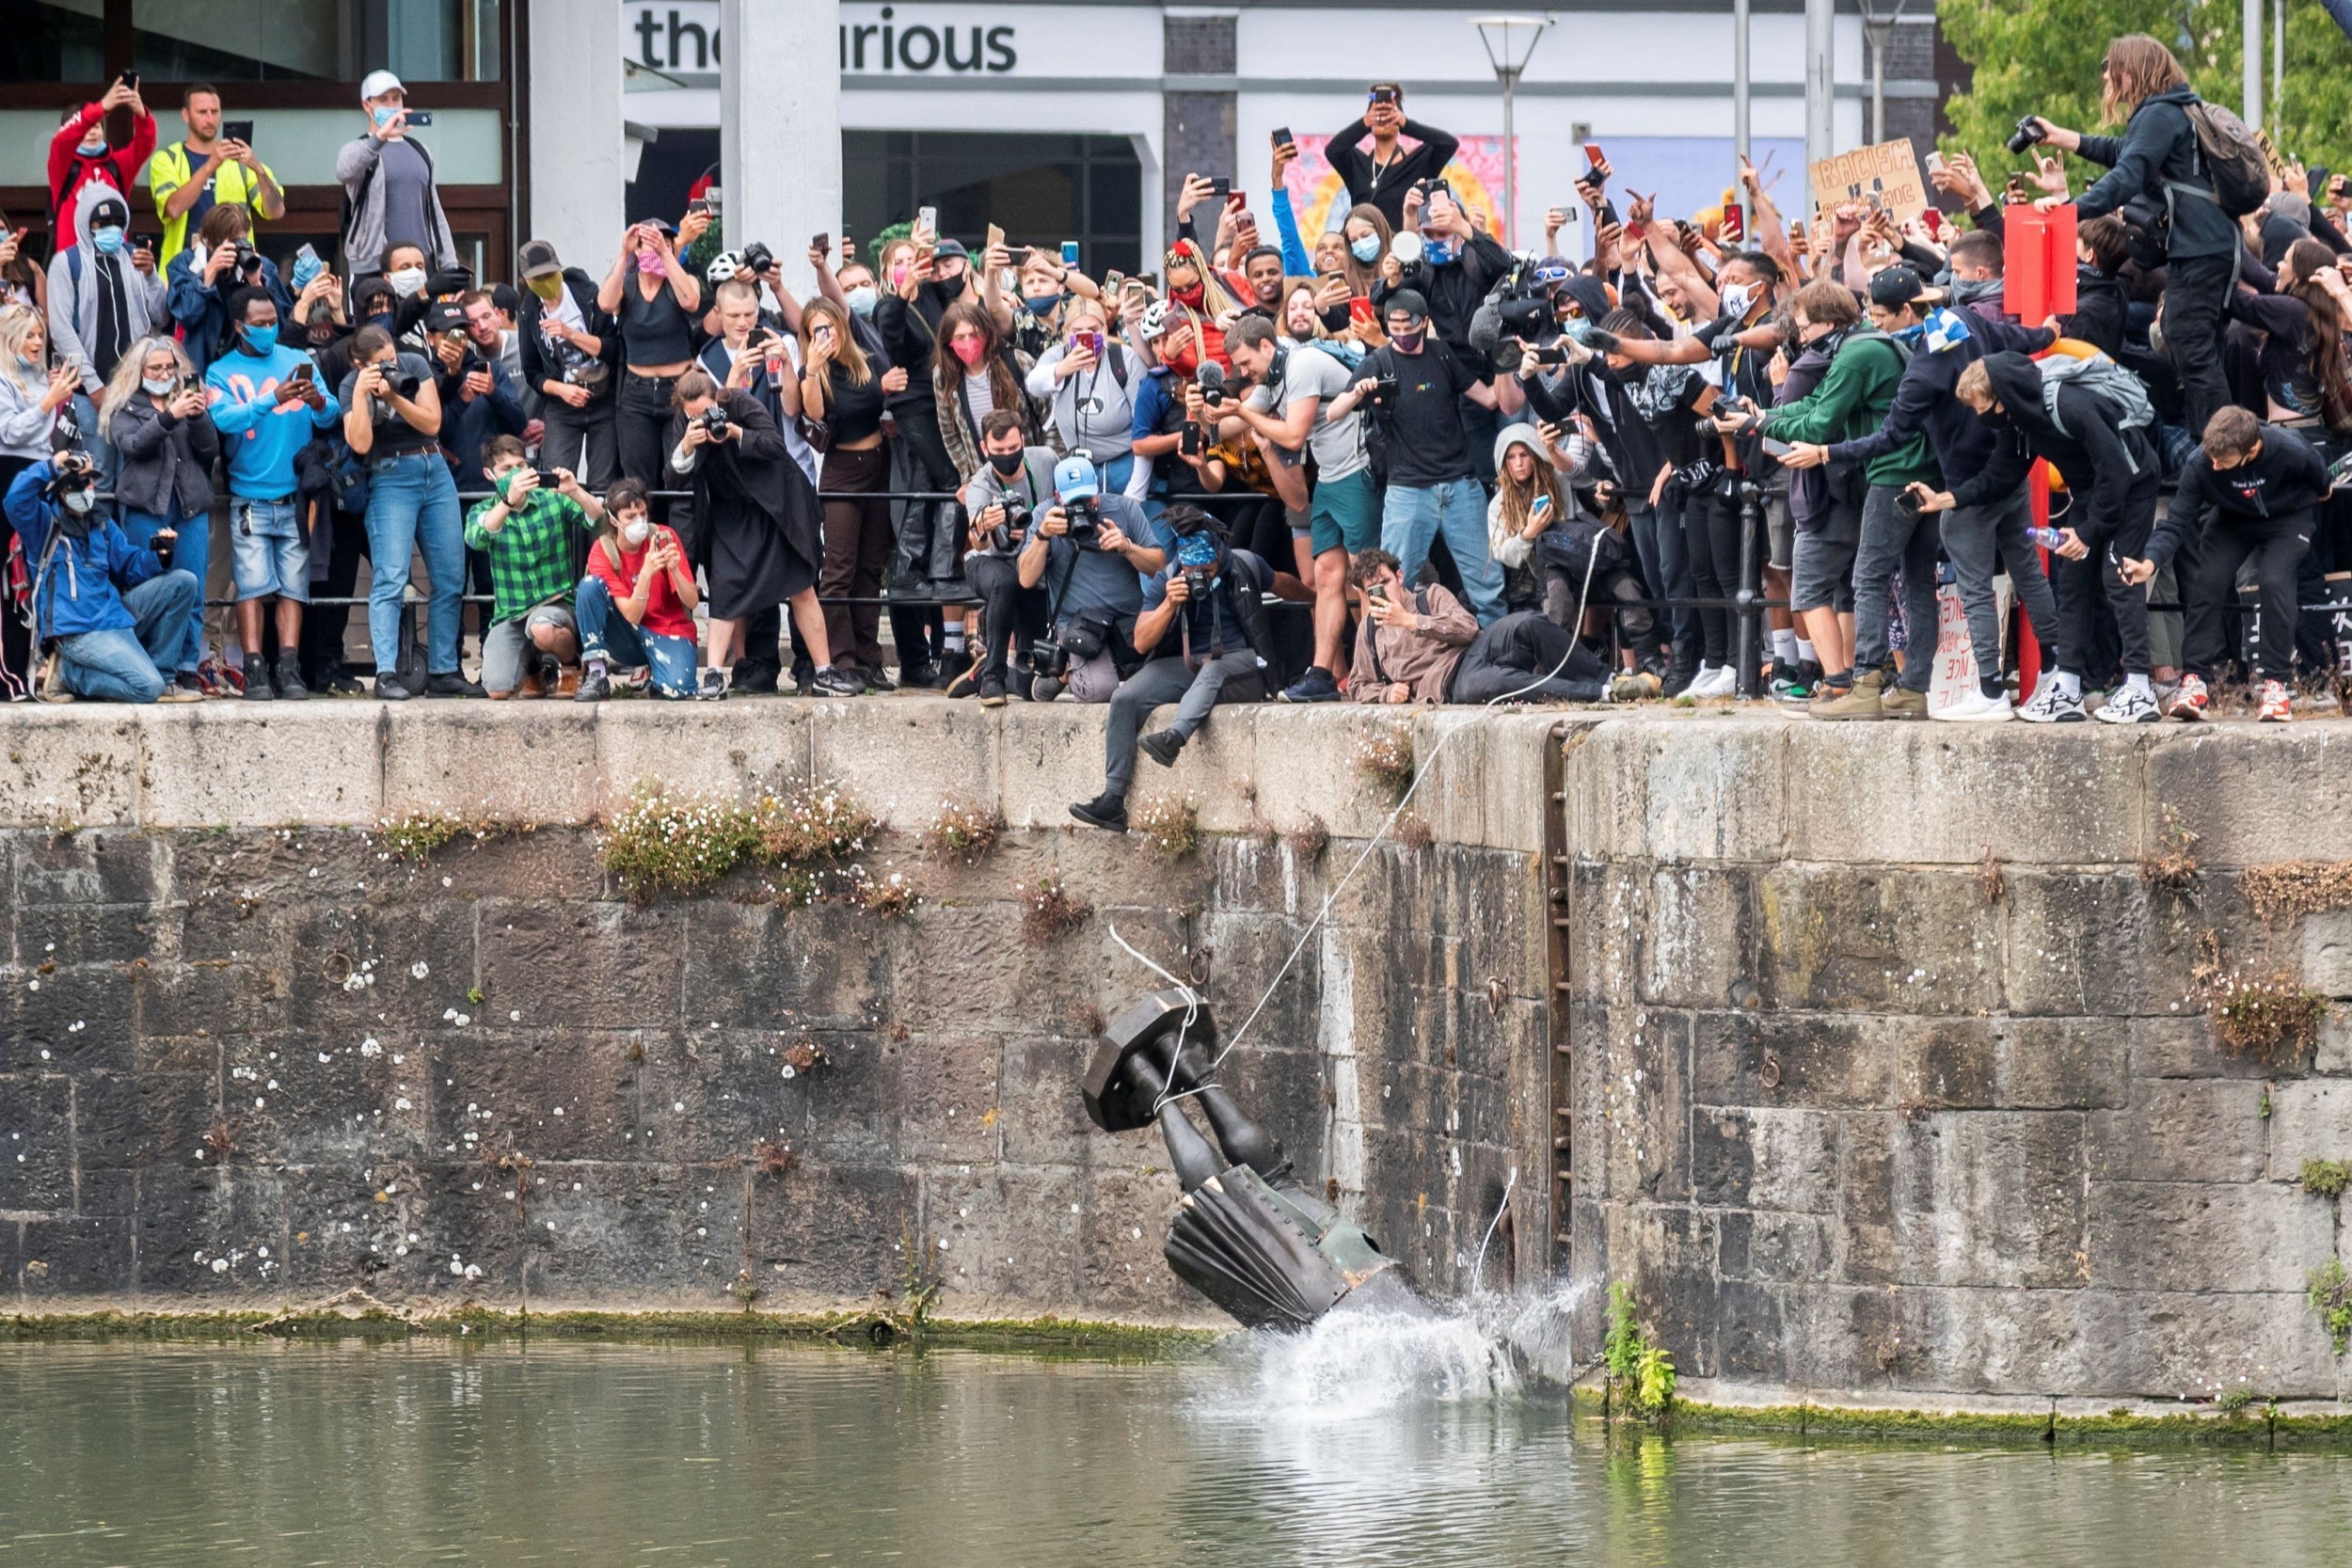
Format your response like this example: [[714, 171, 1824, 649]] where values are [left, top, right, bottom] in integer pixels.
[[1124, 1053, 1224, 1194], [1154, 1033, 1294, 1185]]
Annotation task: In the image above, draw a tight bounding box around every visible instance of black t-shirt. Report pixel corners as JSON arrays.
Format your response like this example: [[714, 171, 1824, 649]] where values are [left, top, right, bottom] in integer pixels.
[[1360, 339, 1478, 487], [341, 351, 442, 460]]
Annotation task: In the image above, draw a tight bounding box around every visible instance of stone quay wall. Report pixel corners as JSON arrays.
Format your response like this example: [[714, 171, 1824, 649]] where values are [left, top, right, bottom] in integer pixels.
[[0, 702, 1557, 1327]]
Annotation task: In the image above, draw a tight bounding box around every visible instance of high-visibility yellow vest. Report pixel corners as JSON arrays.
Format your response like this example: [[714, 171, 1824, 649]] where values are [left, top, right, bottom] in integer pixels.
[[147, 141, 278, 265]]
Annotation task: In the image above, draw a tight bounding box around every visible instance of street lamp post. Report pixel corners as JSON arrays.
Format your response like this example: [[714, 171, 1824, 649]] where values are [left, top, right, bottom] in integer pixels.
[[1473, 14, 1553, 247]]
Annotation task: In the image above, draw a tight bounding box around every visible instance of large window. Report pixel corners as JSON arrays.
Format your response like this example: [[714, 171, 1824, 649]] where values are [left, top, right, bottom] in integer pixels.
[[844, 133, 1143, 278], [2, 0, 503, 84]]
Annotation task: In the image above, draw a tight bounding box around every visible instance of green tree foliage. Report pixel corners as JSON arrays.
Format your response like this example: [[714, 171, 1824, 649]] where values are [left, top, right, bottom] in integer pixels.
[[1940, 0, 2352, 180]]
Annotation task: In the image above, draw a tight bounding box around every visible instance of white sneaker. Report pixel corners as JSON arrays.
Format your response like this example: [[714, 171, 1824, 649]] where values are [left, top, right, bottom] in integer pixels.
[[2017, 682, 2086, 724], [2093, 685, 2162, 724], [1688, 663, 1736, 698], [1932, 689, 2014, 722]]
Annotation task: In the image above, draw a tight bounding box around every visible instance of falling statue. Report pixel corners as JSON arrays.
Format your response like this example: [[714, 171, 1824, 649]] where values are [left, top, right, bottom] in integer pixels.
[[1082, 988, 1425, 1329]]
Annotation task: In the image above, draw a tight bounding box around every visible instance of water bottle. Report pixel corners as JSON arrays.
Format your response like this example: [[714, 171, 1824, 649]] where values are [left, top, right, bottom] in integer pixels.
[[2027, 526, 2065, 550]]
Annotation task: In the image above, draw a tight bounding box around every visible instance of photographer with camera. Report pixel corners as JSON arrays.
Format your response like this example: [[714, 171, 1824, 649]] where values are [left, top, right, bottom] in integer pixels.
[[2016, 36, 2248, 439], [166, 204, 292, 378], [1378, 181, 1514, 474], [1327, 290, 1506, 625], [464, 436, 601, 699], [518, 239, 620, 489], [1071, 504, 1269, 831], [1016, 452, 1170, 707], [423, 298, 525, 483], [207, 287, 339, 700], [5, 434, 201, 704], [103, 336, 217, 697], [342, 323, 481, 700], [961, 411, 1057, 705]]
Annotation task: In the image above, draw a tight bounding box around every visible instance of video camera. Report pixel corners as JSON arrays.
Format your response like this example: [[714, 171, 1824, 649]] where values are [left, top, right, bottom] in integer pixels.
[[1196, 360, 1229, 407], [1473, 254, 1565, 374]]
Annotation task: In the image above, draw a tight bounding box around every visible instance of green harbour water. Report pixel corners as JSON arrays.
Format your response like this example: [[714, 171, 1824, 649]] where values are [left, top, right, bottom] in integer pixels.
[[3, 1335, 2350, 1566]]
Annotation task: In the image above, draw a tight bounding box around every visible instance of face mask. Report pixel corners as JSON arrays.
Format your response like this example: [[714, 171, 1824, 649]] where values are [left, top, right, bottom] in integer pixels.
[[1947, 276, 2000, 306], [1170, 282, 1205, 309], [373, 105, 399, 129], [1023, 292, 1064, 316], [241, 324, 278, 354], [527, 276, 564, 302], [636, 249, 665, 277], [1560, 317, 1594, 344], [1421, 237, 1459, 267], [91, 226, 126, 256], [1350, 234, 1382, 264], [845, 285, 880, 318], [78, 137, 107, 158], [1720, 282, 1757, 319], [950, 336, 989, 369], [493, 468, 523, 500], [62, 488, 96, 515], [389, 267, 425, 298], [1391, 327, 1425, 353], [930, 271, 966, 300], [142, 375, 176, 396], [621, 517, 651, 546], [15, 352, 40, 372], [988, 449, 1024, 477]]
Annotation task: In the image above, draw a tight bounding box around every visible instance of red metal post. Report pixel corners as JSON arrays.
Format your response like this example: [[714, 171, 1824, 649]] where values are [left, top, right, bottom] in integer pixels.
[[2000, 203, 2076, 700]]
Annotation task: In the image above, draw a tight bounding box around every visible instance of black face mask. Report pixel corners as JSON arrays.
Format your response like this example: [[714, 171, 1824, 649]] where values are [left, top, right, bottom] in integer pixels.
[[987, 450, 1024, 477], [929, 272, 967, 301]]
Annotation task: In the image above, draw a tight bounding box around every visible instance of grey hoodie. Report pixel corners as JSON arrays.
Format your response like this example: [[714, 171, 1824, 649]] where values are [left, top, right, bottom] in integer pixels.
[[335, 130, 460, 277], [45, 182, 168, 394]]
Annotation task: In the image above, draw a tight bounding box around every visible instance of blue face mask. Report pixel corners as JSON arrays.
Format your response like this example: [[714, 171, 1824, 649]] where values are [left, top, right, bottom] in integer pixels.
[[1422, 237, 1459, 267], [1560, 317, 1595, 344], [1349, 234, 1382, 264], [290, 255, 323, 293], [372, 105, 399, 129], [241, 324, 278, 355], [91, 226, 126, 256], [1024, 293, 1066, 316]]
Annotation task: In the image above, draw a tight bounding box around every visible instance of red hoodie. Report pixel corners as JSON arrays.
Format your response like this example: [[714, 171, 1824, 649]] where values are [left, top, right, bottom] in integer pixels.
[[50, 101, 155, 236]]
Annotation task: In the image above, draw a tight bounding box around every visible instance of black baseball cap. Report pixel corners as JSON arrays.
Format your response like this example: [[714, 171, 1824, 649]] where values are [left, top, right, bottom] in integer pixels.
[[1384, 289, 1430, 323], [424, 300, 468, 334], [932, 238, 970, 261], [1867, 265, 1945, 309]]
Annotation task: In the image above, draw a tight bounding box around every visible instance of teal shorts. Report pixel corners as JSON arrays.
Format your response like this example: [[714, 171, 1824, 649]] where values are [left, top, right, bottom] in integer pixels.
[[1308, 467, 1381, 558]]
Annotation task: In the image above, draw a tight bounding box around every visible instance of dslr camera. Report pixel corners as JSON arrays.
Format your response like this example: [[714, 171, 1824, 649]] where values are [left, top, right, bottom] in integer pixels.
[[1182, 564, 1215, 602], [699, 404, 732, 439], [740, 241, 775, 276], [1025, 638, 1072, 680], [987, 495, 1031, 555], [2006, 115, 2048, 155], [1062, 495, 1101, 545]]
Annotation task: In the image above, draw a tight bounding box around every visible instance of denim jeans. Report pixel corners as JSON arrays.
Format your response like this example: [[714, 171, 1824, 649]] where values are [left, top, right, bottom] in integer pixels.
[[1851, 483, 1942, 693], [120, 510, 210, 672], [577, 574, 697, 696], [363, 451, 466, 675], [1103, 650, 1263, 800], [1381, 479, 1505, 624], [1626, 502, 1694, 658], [57, 570, 200, 702]]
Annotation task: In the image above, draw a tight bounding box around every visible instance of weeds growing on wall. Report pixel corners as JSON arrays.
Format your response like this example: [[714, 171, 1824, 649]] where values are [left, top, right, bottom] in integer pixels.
[[1604, 1282, 1677, 1419], [922, 798, 1005, 864], [1285, 815, 1330, 863], [2302, 1160, 2352, 1200], [2312, 1258, 2352, 1356], [2194, 931, 2329, 1064], [373, 809, 520, 863], [847, 867, 919, 919], [1022, 874, 1090, 947], [1131, 795, 1201, 862], [2242, 860, 2352, 926], [599, 779, 878, 900], [2139, 807, 2201, 896], [1355, 726, 1416, 800]]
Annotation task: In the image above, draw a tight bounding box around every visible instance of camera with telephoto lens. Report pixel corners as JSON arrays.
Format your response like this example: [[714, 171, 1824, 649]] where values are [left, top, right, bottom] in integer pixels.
[[1471, 254, 1561, 373], [988, 495, 1031, 554], [1025, 638, 1072, 680], [1699, 395, 1756, 436], [1062, 495, 1101, 545], [699, 405, 732, 439], [740, 241, 775, 276], [2006, 115, 2048, 155]]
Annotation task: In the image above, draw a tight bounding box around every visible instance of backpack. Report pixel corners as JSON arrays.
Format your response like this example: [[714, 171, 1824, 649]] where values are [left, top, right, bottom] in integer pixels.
[[2038, 346, 2156, 435], [2182, 101, 2271, 218]]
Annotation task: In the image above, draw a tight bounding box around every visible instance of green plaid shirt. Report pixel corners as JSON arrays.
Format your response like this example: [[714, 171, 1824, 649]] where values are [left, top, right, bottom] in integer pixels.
[[464, 486, 592, 626]]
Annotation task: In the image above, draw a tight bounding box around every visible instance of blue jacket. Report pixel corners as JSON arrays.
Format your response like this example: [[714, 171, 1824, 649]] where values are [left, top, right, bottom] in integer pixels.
[[437, 354, 528, 480], [207, 342, 343, 499], [5, 460, 169, 638], [1825, 308, 2056, 478], [165, 249, 295, 378], [2074, 87, 2241, 261]]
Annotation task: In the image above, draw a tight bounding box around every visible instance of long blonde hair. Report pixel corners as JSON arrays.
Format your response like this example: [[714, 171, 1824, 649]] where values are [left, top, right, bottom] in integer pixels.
[[2101, 35, 2188, 123], [100, 336, 193, 439], [1495, 430, 1565, 535], [802, 298, 872, 387], [0, 304, 45, 397]]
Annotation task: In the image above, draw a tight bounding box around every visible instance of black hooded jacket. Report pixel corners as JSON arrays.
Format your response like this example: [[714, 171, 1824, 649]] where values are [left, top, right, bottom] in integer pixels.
[[2144, 424, 2333, 569], [1948, 352, 2158, 539], [2073, 87, 2240, 261]]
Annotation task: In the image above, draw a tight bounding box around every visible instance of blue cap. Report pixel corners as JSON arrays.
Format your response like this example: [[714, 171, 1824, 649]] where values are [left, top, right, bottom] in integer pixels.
[[1053, 453, 1100, 501]]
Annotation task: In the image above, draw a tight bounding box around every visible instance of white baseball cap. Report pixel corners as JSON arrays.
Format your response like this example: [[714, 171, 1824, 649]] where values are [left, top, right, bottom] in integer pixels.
[[359, 70, 405, 102]]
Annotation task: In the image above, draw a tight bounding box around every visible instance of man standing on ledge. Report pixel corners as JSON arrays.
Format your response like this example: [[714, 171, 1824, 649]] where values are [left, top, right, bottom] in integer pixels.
[[336, 70, 459, 287]]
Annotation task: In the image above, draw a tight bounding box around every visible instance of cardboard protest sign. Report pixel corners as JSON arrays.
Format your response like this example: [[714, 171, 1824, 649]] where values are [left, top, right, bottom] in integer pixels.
[[1809, 138, 1929, 223]]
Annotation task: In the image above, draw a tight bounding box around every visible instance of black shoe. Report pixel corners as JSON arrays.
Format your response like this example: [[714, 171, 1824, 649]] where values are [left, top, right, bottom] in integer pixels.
[[977, 675, 1007, 707], [1070, 793, 1128, 832], [243, 661, 276, 700], [173, 671, 208, 697], [811, 667, 862, 698], [946, 659, 983, 700], [1662, 658, 1698, 698], [273, 655, 309, 701], [859, 665, 898, 693], [898, 660, 941, 693], [425, 671, 487, 698], [534, 653, 563, 698], [1137, 729, 1185, 768], [792, 672, 816, 697], [575, 670, 612, 703], [314, 666, 366, 696], [731, 662, 782, 696], [374, 672, 415, 701]]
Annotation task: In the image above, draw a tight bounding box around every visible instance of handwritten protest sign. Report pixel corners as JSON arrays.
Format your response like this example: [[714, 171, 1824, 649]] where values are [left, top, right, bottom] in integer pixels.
[[1809, 138, 1929, 223]]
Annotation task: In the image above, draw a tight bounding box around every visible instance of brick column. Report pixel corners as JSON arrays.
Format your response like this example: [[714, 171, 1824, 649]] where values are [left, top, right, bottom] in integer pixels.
[[1163, 14, 1236, 256]]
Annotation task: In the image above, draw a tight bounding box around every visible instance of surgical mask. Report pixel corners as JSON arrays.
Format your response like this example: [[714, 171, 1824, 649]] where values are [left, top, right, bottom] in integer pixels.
[[142, 376, 176, 396], [636, 249, 666, 277], [1391, 327, 1425, 353], [389, 267, 425, 297], [988, 449, 1024, 477], [1023, 292, 1065, 316], [1560, 317, 1595, 344], [527, 276, 564, 302], [62, 488, 96, 515], [372, 105, 399, 129], [950, 337, 989, 369], [1421, 236, 1459, 266], [240, 324, 278, 354], [14, 352, 40, 372], [290, 255, 323, 293], [1350, 234, 1382, 263], [620, 516, 651, 546], [845, 284, 880, 318], [1720, 282, 1757, 319], [77, 136, 107, 158], [91, 226, 126, 256]]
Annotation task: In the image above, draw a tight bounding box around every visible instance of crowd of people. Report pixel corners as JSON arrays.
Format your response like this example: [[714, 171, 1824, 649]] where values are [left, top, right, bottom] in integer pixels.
[[3, 36, 2350, 824]]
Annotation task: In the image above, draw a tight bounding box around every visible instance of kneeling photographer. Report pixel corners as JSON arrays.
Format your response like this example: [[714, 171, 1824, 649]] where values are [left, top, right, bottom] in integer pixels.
[[961, 410, 1057, 705], [1015, 451, 1170, 704], [1072, 505, 1272, 832]]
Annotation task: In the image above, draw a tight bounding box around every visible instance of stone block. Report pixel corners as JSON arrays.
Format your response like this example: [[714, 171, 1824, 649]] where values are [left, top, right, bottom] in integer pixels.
[[225, 1032, 435, 1169], [1410, 708, 1562, 853], [2304, 910, 2352, 998], [2001, 869, 2198, 1018], [71, 1068, 216, 1172], [1584, 1005, 1690, 1204], [1892, 1111, 2088, 1290], [283, 895, 481, 1036], [1756, 863, 2003, 1015], [2128, 1014, 2275, 1081], [10, 828, 170, 907], [2081, 1287, 2344, 1399], [593, 703, 810, 812], [2088, 1078, 2268, 1183], [4, 1211, 134, 1297], [995, 703, 1114, 832], [135, 958, 288, 1042], [2320, 1008, 2352, 1076], [0, 1073, 74, 1212], [808, 697, 1001, 832], [138, 705, 384, 828], [381, 703, 599, 825], [1236, 704, 1399, 843], [525, 1160, 746, 1306], [2265, 1079, 2352, 1177], [2144, 726, 2352, 866], [1691, 1009, 1895, 1110], [1787, 723, 2143, 866], [0, 709, 142, 829], [921, 1164, 1094, 1309], [132, 1164, 290, 1298], [1629, 717, 1788, 864], [1894, 1018, 2001, 1110], [15, 959, 138, 1071], [1997, 1018, 2131, 1109], [475, 898, 686, 1030], [2089, 1180, 2333, 1293], [431, 1027, 646, 1165]]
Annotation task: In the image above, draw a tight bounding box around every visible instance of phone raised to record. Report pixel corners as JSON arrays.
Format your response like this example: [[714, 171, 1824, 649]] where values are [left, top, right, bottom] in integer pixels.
[[406, 110, 434, 127], [1582, 143, 1607, 175], [222, 119, 254, 146], [915, 205, 939, 240], [1060, 240, 1080, 266], [1207, 176, 1232, 198], [1271, 126, 1293, 148]]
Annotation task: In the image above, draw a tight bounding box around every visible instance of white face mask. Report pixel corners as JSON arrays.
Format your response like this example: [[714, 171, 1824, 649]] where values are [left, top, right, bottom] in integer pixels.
[[621, 517, 651, 546], [388, 267, 426, 298], [62, 488, 96, 515], [143, 375, 176, 396], [1720, 281, 1758, 319]]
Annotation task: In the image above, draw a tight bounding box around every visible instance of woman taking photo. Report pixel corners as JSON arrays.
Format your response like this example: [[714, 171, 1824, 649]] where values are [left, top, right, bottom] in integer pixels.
[[799, 295, 906, 689], [1024, 300, 1138, 493], [933, 298, 1035, 483], [596, 215, 707, 494], [102, 335, 219, 696]]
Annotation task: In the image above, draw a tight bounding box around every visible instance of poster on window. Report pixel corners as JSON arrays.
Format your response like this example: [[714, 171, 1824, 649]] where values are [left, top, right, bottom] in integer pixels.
[[1284, 134, 1512, 242]]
